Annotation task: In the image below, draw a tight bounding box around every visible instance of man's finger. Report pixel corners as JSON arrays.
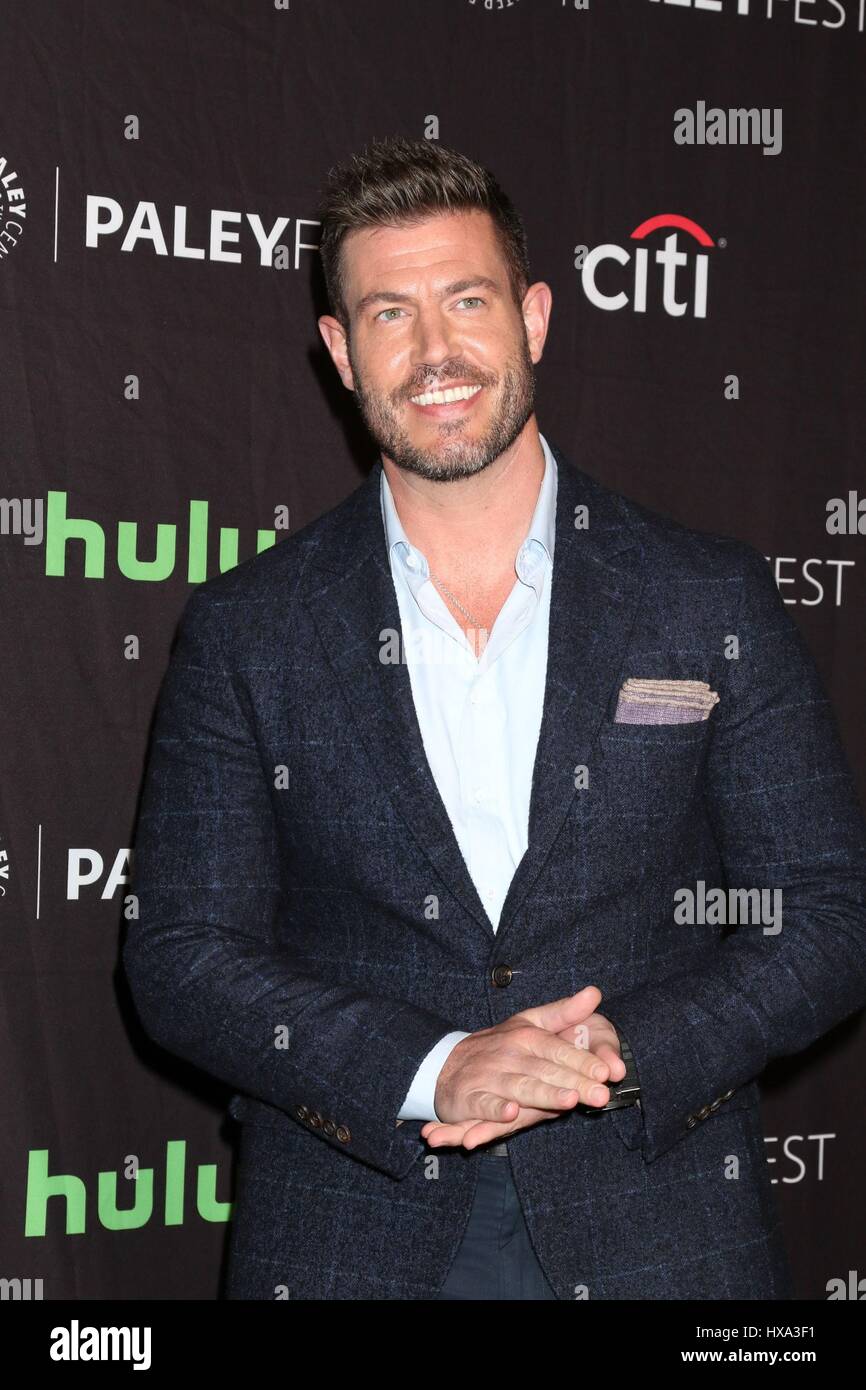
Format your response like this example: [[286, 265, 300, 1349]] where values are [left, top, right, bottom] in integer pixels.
[[423, 1121, 485, 1147], [423, 1112, 546, 1149], [591, 1040, 627, 1082]]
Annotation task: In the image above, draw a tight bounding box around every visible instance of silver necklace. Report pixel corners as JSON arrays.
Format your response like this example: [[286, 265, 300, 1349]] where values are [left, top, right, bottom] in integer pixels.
[[429, 572, 487, 633]]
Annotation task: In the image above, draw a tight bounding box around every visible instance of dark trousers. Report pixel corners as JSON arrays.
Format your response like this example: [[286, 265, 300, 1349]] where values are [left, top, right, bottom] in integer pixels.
[[435, 1153, 559, 1300]]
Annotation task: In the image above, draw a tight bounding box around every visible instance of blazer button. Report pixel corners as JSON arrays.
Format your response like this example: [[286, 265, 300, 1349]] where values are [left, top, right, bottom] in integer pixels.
[[323, 1119, 336, 1137], [708, 1098, 722, 1112], [491, 964, 513, 988], [720, 1089, 735, 1102], [336, 1125, 351, 1143], [295, 1104, 308, 1122], [696, 1105, 711, 1120], [686, 1115, 698, 1128], [308, 1111, 323, 1129]]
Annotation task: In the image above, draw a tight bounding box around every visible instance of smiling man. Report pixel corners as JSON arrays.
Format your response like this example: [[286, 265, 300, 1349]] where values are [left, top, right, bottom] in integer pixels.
[[124, 136, 866, 1301], [317, 201, 545, 669]]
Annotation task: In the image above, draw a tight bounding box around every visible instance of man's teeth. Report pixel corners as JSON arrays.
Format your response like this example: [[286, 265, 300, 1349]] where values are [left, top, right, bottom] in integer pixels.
[[410, 384, 482, 406]]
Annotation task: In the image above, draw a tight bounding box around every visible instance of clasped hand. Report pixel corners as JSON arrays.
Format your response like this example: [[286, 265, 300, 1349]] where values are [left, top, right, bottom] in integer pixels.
[[422, 985, 626, 1151]]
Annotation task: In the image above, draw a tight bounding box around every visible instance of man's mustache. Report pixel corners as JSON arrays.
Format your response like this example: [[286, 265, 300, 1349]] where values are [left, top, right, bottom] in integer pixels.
[[397, 369, 496, 401]]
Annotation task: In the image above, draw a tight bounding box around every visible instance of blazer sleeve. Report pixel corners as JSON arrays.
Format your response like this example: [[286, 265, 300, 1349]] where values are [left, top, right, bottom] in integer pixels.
[[123, 585, 463, 1181], [600, 543, 866, 1165]]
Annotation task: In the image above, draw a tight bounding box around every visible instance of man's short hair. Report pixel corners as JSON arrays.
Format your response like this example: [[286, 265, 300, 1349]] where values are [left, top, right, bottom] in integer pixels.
[[317, 136, 531, 328]]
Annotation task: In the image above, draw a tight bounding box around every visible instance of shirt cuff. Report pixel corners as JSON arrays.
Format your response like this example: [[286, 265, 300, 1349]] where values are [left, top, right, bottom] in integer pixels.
[[397, 1030, 471, 1122]]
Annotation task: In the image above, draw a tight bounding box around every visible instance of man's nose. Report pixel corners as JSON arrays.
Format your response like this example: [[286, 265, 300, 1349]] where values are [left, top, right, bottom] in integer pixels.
[[411, 305, 460, 368]]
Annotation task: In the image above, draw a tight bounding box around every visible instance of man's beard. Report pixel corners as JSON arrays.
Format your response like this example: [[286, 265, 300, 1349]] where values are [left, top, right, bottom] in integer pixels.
[[347, 337, 536, 483]]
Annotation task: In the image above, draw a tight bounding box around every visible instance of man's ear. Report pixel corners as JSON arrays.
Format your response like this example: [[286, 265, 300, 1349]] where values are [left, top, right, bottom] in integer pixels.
[[318, 315, 355, 391], [521, 281, 553, 366]]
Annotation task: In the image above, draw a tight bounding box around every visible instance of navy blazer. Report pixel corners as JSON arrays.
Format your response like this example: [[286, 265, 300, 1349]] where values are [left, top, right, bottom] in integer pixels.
[[124, 442, 866, 1300]]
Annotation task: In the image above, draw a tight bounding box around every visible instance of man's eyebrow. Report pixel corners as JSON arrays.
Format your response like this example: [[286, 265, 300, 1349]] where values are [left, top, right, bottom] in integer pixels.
[[354, 276, 502, 317], [441, 276, 501, 298]]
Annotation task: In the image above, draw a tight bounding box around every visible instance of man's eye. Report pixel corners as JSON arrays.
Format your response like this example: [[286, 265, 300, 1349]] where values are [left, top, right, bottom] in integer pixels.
[[376, 307, 405, 321], [457, 297, 484, 309]]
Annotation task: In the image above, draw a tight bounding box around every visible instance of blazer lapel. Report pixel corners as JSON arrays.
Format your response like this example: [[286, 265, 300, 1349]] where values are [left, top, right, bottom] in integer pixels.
[[302, 442, 646, 950], [494, 444, 646, 946], [303, 462, 496, 939]]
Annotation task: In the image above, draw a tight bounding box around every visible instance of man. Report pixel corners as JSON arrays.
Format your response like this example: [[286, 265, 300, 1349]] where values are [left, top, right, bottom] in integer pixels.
[[124, 137, 866, 1301]]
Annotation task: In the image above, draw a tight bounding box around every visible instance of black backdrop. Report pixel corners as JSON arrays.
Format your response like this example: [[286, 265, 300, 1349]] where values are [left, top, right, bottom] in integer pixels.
[[2, 0, 865, 1300]]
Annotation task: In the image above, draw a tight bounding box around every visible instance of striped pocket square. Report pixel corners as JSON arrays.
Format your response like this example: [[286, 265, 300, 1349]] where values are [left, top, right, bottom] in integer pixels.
[[614, 678, 719, 725]]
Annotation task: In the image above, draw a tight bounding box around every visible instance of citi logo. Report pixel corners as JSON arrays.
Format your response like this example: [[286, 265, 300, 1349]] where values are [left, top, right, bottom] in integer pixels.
[[576, 215, 716, 319]]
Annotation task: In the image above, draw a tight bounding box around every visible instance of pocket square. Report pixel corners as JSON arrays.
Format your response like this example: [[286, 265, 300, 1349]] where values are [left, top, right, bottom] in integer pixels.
[[614, 678, 719, 725]]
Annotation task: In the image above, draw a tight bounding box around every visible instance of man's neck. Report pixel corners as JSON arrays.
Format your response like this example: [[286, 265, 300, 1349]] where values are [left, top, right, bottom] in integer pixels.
[[380, 418, 546, 574]]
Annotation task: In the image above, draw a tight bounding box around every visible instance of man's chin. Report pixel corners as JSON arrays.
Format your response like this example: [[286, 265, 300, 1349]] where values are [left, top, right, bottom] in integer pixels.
[[389, 443, 498, 483]]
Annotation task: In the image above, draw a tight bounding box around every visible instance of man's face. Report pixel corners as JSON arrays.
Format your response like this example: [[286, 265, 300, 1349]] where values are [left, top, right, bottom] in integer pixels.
[[319, 210, 548, 482]]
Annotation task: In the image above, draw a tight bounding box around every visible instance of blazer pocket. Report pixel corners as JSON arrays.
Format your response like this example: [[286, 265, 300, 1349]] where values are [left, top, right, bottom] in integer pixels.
[[607, 1083, 761, 1152], [601, 718, 711, 744], [607, 1102, 643, 1149]]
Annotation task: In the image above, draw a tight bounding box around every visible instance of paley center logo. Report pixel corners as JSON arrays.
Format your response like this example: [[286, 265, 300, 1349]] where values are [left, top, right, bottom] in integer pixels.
[[577, 214, 716, 319], [0, 150, 27, 261]]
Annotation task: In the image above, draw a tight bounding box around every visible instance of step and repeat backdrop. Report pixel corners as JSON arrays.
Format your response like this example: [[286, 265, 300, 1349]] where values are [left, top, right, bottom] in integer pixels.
[[1, 0, 864, 1300]]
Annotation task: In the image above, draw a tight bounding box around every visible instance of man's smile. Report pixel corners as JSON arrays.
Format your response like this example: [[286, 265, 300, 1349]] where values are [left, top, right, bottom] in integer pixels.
[[407, 382, 484, 414]]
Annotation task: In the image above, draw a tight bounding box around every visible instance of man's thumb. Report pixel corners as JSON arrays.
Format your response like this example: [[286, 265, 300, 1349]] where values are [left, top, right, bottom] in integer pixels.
[[519, 985, 602, 1033]]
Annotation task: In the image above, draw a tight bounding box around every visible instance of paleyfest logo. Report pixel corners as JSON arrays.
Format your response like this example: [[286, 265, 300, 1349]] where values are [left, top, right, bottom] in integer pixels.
[[0, 152, 26, 261], [648, 0, 866, 37], [84, 196, 320, 269], [577, 214, 717, 318]]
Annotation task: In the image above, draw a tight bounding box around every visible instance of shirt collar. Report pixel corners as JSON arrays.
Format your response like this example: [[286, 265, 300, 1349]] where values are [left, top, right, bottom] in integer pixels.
[[380, 432, 557, 590]]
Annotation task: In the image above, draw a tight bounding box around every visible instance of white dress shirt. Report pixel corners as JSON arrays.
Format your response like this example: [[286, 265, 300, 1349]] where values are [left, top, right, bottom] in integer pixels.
[[379, 433, 558, 1122]]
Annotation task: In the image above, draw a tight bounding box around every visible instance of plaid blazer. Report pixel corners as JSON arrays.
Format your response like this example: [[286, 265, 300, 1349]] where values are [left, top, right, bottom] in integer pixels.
[[124, 442, 866, 1300]]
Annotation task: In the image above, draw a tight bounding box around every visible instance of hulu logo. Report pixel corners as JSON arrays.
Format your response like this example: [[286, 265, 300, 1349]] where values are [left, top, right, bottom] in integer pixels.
[[45, 492, 276, 581], [24, 1142, 232, 1235]]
